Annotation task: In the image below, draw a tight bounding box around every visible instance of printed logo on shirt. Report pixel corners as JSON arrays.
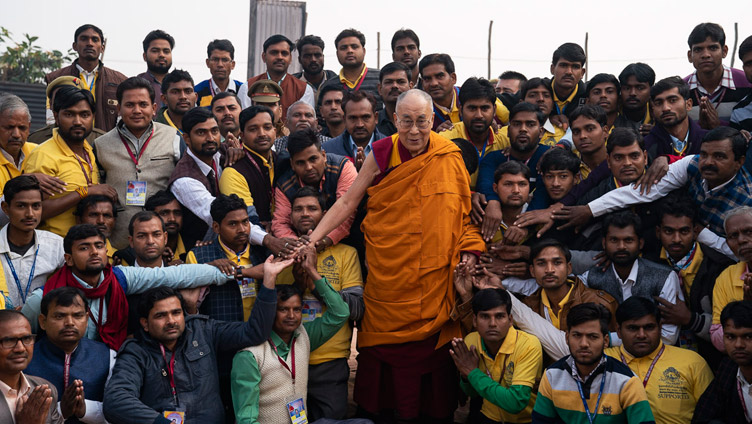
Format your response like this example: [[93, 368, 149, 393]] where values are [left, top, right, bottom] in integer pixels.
[[657, 367, 690, 400], [601, 405, 612, 415], [319, 255, 340, 287], [503, 361, 515, 386]]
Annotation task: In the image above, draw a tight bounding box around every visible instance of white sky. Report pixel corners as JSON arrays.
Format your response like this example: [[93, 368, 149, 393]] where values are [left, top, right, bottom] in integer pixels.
[[4, 0, 751, 86]]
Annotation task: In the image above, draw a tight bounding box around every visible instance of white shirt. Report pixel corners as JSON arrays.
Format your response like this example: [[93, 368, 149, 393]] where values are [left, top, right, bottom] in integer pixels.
[[170, 149, 267, 245], [75, 63, 99, 89], [210, 78, 237, 96], [588, 155, 733, 218], [738, 368, 752, 422], [0, 225, 65, 309], [580, 260, 683, 346]]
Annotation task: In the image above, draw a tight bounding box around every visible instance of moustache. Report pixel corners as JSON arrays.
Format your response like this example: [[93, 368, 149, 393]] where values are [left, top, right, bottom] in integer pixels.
[[701, 165, 719, 173]]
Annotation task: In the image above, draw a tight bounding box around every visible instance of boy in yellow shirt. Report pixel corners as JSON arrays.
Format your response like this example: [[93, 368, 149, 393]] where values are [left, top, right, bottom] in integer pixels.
[[451, 288, 542, 423]]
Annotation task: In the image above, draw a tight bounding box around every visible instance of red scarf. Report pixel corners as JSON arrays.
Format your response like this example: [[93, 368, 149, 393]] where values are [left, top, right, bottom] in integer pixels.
[[44, 264, 128, 350]]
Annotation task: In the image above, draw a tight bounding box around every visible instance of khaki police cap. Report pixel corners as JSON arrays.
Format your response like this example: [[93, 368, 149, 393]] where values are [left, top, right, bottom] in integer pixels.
[[248, 80, 283, 103], [46, 76, 84, 99]]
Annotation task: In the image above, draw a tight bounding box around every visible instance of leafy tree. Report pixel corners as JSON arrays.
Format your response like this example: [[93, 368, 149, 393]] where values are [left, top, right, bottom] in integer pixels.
[[0, 27, 73, 84]]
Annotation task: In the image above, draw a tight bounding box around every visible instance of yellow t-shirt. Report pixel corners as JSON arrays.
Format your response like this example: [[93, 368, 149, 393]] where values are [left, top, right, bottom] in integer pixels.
[[605, 343, 714, 424], [0, 142, 37, 191], [439, 122, 509, 189], [712, 262, 747, 324], [276, 243, 362, 365], [186, 238, 256, 320], [464, 328, 542, 423], [23, 129, 99, 237]]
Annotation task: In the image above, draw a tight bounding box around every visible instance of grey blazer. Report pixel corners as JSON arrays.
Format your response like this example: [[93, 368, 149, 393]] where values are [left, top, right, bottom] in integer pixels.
[[0, 374, 63, 424]]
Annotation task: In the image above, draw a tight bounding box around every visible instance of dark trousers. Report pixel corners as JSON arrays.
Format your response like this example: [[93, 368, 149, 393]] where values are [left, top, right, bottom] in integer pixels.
[[308, 357, 350, 420]]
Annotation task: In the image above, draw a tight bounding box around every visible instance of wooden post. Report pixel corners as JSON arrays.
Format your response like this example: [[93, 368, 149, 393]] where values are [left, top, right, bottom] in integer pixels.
[[377, 32, 381, 69], [584, 32, 589, 83], [731, 22, 739, 68], [488, 21, 494, 79]]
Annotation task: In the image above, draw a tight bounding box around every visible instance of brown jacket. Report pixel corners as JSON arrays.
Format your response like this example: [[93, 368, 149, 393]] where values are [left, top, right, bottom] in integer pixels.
[[45, 59, 127, 132], [523, 277, 618, 331]]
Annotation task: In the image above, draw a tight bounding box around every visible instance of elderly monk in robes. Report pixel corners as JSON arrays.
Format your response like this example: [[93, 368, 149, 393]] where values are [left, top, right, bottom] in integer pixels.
[[302, 89, 484, 423]]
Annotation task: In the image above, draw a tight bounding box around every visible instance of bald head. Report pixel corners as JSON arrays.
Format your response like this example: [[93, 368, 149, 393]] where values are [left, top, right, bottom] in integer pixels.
[[286, 101, 317, 132], [395, 89, 432, 115], [394, 89, 434, 157]]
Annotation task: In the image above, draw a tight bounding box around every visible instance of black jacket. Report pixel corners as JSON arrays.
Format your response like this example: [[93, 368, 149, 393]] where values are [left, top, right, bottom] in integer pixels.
[[103, 285, 276, 424]]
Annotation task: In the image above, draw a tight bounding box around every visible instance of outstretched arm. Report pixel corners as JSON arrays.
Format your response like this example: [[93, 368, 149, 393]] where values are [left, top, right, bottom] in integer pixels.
[[307, 153, 379, 244]]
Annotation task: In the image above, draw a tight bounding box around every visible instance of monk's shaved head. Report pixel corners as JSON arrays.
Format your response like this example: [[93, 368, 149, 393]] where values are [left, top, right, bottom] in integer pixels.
[[396, 89, 432, 115], [394, 89, 433, 156]]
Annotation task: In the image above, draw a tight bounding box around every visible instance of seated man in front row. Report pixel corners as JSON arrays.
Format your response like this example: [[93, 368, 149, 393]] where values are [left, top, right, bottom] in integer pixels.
[[0, 310, 63, 424], [232, 245, 363, 424], [103, 255, 292, 424], [450, 288, 542, 424], [27, 287, 115, 424], [532, 303, 655, 423], [605, 296, 713, 424]]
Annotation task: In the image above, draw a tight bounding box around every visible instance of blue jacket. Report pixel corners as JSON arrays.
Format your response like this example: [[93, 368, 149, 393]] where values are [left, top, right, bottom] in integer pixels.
[[103, 285, 277, 424], [321, 129, 387, 160]]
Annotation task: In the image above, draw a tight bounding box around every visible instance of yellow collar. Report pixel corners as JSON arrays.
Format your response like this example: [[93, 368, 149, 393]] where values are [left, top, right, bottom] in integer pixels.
[[339, 64, 367, 89], [218, 236, 251, 263], [434, 89, 458, 115], [552, 79, 578, 110]]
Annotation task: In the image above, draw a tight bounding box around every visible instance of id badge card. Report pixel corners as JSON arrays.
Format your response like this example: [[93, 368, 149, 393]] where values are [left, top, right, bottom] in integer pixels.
[[239, 278, 257, 299], [126, 180, 147, 206], [301, 298, 322, 322], [163, 409, 185, 424], [286, 398, 308, 424]]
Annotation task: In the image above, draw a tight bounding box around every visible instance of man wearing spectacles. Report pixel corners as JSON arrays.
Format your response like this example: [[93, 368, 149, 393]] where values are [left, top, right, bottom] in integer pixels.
[[0, 309, 63, 423], [299, 89, 484, 423], [195, 39, 244, 108]]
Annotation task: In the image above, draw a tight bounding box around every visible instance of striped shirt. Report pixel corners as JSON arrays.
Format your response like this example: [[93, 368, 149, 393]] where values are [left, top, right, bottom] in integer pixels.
[[532, 354, 655, 423]]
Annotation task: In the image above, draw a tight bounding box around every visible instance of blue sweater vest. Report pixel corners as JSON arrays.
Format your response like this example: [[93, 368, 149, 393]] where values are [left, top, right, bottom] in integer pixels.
[[26, 336, 110, 421]]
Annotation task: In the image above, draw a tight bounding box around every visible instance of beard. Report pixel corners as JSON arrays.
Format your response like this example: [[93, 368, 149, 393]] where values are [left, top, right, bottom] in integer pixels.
[[58, 125, 90, 143], [147, 61, 171, 75], [81, 262, 105, 276]]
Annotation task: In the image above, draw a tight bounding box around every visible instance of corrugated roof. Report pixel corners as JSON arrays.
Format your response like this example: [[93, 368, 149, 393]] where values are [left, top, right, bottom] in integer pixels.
[[248, 0, 307, 78], [0, 82, 47, 132]]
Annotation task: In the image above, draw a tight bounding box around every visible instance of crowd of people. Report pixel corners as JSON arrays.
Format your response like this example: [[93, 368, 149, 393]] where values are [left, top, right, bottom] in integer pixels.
[[1, 20, 752, 424]]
